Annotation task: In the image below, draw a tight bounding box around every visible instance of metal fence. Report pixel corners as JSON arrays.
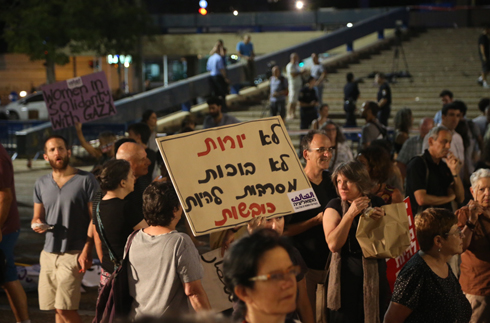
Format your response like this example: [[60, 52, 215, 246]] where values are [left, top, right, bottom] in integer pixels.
[[15, 7, 409, 157]]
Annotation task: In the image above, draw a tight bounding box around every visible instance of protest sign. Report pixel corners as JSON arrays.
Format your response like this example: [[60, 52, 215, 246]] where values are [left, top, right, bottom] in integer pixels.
[[386, 197, 420, 291], [41, 71, 116, 130], [200, 249, 233, 312], [156, 117, 319, 236]]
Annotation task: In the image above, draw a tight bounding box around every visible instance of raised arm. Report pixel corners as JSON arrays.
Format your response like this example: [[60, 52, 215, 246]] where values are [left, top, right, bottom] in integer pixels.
[[75, 122, 102, 158]]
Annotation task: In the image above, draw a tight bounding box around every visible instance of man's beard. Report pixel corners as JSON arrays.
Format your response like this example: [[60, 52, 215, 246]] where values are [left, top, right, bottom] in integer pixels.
[[49, 155, 70, 170], [209, 111, 219, 118]]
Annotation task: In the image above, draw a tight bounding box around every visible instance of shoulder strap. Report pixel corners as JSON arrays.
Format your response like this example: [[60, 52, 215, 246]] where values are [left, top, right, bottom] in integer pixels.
[[95, 202, 120, 267], [368, 120, 387, 138], [123, 230, 140, 259]]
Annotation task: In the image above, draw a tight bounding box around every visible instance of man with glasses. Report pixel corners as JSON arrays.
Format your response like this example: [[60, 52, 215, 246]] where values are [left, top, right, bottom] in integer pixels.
[[284, 129, 338, 318]]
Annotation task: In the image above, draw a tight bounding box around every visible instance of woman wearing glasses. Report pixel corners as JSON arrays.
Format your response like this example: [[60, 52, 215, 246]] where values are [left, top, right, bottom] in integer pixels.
[[323, 160, 389, 323], [224, 229, 300, 323], [384, 208, 471, 323]]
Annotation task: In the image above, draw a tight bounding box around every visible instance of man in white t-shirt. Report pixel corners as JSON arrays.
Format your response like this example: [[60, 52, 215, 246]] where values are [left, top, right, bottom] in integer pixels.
[[286, 52, 303, 120], [310, 53, 327, 106]]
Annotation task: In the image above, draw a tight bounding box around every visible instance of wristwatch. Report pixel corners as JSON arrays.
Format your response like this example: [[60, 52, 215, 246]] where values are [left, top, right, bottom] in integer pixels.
[[466, 220, 476, 231]]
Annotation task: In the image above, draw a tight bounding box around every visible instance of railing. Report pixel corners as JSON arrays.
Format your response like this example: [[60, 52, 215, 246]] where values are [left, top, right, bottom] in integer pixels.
[[15, 7, 409, 157], [153, 7, 396, 31], [15, 123, 127, 157]]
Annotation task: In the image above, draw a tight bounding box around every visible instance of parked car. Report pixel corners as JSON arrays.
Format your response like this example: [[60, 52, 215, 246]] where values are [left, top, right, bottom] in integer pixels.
[[5, 92, 48, 120]]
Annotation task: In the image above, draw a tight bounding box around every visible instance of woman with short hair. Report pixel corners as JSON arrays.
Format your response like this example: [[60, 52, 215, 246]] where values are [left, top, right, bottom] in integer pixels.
[[383, 208, 472, 323], [454, 169, 490, 323], [224, 229, 300, 323], [323, 160, 389, 323], [127, 182, 211, 320]]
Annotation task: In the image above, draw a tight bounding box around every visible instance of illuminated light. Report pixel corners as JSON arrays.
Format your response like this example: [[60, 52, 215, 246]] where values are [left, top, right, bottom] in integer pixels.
[[231, 55, 238, 60], [295, 1, 304, 10], [299, 62, 305, 67], [19, 91, 27, 97], [124, 62, 130, 68], [233, 10, 238, 16], [199, 0, 207, 8], [199, 7, 207, 15], [346, 22, 353, 28]]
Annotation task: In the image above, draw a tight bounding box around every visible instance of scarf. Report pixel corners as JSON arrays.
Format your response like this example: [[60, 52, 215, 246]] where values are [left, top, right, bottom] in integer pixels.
[[326, 200, 380, 323]]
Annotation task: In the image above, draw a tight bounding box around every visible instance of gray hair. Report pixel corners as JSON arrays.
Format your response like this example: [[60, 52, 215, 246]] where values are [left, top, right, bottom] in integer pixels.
[[470, 168, 490, 188], [428, 125, 450, 141]]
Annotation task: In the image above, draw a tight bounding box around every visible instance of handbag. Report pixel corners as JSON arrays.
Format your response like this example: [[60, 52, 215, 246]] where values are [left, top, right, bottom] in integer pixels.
[[93, 202, 139, 323], [356, 202, 410, 259]]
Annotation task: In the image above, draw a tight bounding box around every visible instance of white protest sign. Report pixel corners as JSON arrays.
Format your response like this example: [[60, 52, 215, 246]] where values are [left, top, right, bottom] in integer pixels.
[[156, 117, 319, 236]]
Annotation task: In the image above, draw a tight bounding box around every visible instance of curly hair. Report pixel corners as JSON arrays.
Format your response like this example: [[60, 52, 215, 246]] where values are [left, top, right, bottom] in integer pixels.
[[142, 182, 181, 227], [415, 208, 457, 252]]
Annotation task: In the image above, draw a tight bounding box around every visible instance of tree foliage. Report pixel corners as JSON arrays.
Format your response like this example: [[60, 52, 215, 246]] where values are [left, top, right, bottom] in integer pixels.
[[1, 0, 154, 83]]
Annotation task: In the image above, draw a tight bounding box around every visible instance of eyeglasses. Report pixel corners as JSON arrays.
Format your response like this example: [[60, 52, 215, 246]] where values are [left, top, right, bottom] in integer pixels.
[[249, 265, 301, 282], [308, 147, 335, 154], [445, 227, 463, 238]]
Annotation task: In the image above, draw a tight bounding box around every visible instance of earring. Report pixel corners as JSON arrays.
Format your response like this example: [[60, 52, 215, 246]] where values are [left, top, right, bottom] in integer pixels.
[[438, 248, 441, 252]]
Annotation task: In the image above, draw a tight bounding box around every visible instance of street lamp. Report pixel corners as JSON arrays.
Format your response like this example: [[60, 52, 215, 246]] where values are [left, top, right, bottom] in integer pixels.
[[295, 1, 304, 10], [233, 10, 238, 16]]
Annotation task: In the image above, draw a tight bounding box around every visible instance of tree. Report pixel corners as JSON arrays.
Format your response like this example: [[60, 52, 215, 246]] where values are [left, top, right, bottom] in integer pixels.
[[1, 0, 153, 86]]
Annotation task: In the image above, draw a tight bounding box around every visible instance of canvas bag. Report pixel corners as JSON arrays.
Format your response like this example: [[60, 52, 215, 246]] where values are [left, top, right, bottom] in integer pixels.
[[356, 202, 410, 259], [93, 230, 139, 323]]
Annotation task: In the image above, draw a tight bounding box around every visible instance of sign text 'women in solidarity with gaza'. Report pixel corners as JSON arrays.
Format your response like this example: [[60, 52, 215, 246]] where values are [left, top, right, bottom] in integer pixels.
[[41, 71, 116, 130]]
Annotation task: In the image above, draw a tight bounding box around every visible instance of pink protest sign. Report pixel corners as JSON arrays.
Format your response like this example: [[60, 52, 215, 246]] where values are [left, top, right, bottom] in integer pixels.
[[386, 197, 420, 291], [41, 71, 116, 130]]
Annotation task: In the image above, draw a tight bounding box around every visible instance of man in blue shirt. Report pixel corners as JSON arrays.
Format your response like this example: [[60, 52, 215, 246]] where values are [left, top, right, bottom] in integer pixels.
[[236, 35, 255, 86], [207, 44, 229, 110]]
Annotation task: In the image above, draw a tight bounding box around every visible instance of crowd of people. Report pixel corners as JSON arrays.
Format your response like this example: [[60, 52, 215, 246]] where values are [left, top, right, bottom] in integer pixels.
[[1, 43, 490, 323]]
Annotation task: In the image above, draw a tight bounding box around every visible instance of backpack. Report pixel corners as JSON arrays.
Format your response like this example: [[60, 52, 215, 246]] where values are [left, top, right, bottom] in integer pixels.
[[93, 229, 139, 323]]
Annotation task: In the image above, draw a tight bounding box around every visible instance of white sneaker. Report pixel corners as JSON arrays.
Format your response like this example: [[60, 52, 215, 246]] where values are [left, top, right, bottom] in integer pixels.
[[484, 81, 490, 89]]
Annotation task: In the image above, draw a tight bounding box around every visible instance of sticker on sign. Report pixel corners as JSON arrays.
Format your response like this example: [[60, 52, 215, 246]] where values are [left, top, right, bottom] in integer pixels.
[[288, 188, 320, 212]]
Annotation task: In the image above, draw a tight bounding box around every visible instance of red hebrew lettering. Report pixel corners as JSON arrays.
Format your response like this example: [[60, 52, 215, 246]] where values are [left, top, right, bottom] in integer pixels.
[[223, 136, 236, 149], [236, 134, 246, 148], [197, 138, 218, 157]]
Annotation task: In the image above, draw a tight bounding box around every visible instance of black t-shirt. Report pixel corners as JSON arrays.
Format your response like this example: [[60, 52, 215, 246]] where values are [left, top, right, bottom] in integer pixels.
[[392, 252, 472, 323], [325, 196, 386, 277], [479, 34, 490, 60], [377, 82, 392, 107], [288, 171, 338, 270], [343, 82, 360, 101], [405, 150, 454, 213], [95, 198, 143, 273], [298, 86, 318, 107], [325, 196, 390, 322]]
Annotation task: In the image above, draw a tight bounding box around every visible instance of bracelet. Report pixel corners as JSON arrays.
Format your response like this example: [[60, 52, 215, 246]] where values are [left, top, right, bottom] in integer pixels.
[[230, 227, 240, 233], [466, 220, 476, 231], [453, 174, 458, 178]]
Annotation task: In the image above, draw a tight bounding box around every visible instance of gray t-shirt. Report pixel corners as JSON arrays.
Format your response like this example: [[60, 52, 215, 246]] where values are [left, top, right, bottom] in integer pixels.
[[203, 113, 240, 129], [360, 121, 386, 146], [128, 230, 204, 320], [33, 169, 99, 253]]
